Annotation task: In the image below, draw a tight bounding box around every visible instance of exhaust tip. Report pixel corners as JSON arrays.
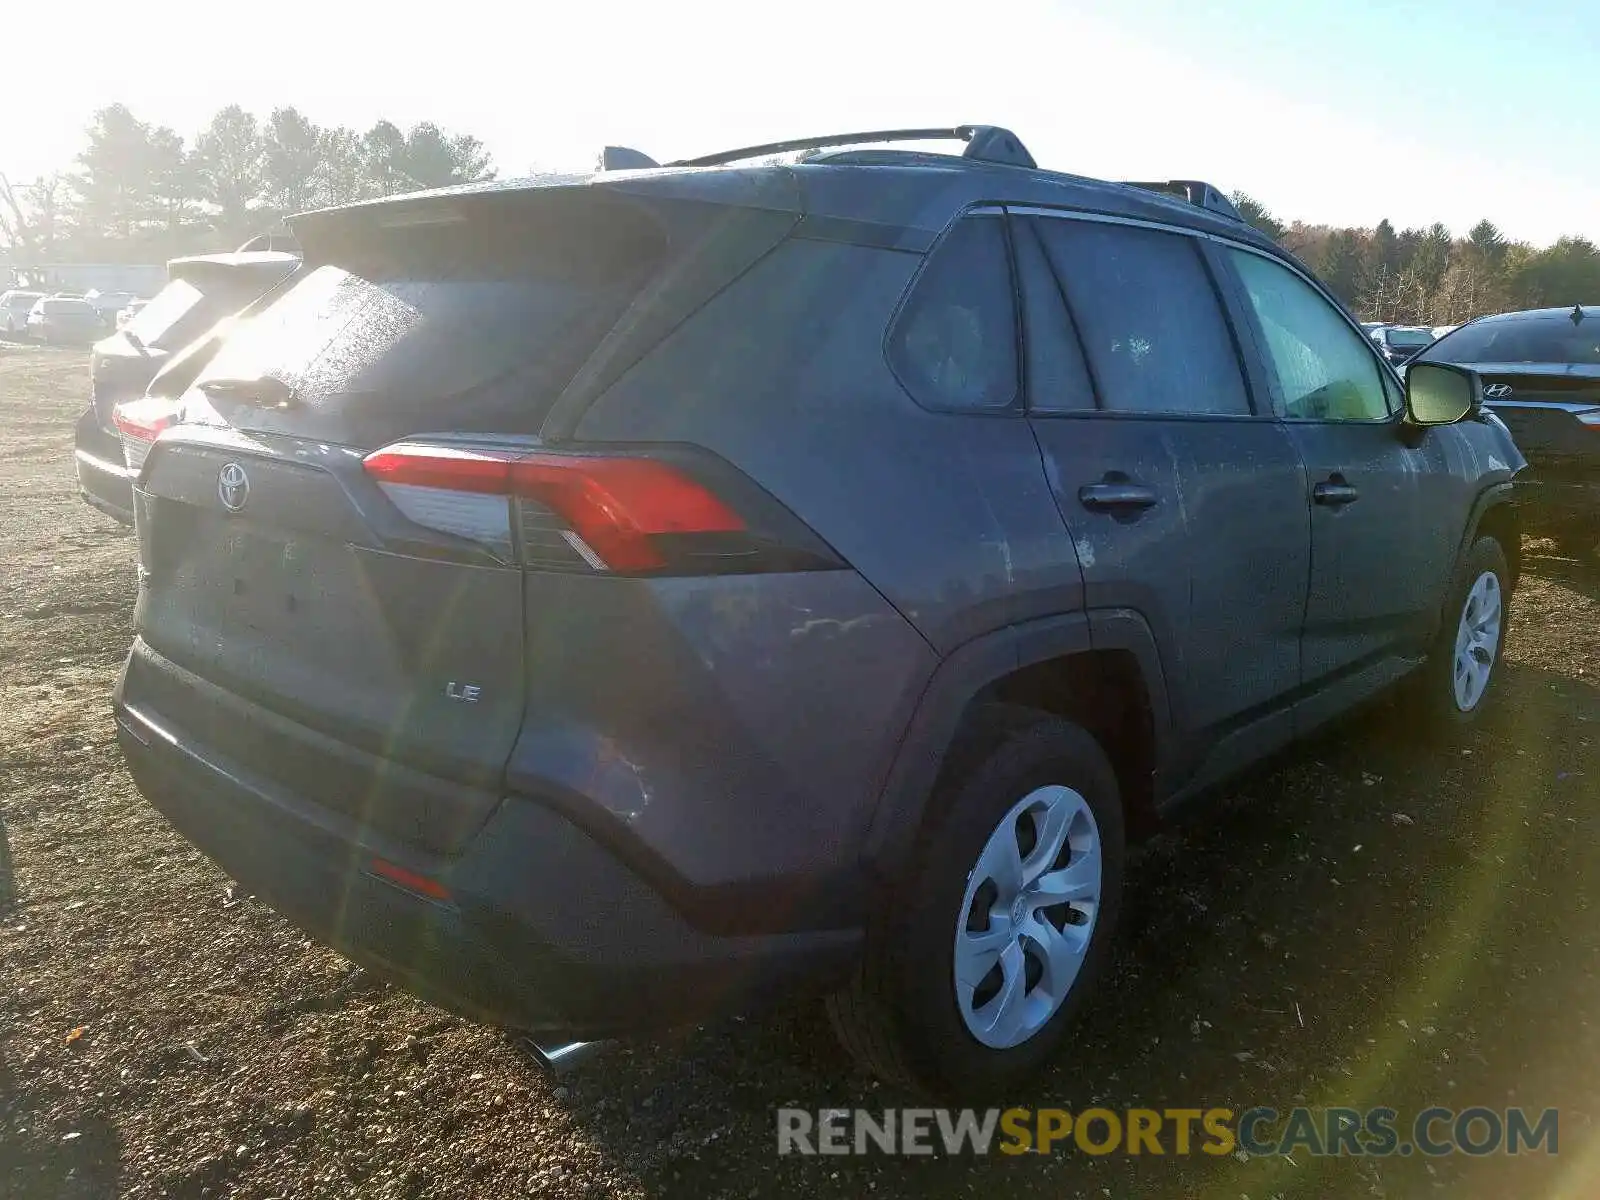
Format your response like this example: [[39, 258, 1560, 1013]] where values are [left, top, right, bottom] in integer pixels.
[[515, 1035, 613, 1077]]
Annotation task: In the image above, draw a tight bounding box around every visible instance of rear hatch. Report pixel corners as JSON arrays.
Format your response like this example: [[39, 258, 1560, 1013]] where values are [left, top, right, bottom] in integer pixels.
[[1475, 362, 1600, 472], [128, 177, 803, 851], [90, 257, 299, 432]]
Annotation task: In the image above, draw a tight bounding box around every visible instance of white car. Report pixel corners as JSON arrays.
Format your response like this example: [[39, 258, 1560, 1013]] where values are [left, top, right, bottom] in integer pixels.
[[0, 289, 44, 336]]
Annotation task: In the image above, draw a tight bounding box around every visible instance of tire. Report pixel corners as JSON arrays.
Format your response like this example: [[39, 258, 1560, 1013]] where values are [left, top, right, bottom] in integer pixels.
[[1416, 535, 1511, 729], [827, 707, 1125, 1098]]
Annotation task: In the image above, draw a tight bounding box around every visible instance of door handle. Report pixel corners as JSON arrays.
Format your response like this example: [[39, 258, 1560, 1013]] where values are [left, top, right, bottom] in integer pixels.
[[1312, 477, 1360, 506], [1078, 482, 1158, 512]]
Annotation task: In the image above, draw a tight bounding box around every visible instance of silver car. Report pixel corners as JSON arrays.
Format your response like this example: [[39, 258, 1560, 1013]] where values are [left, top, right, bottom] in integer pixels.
[[27, 296, 106, 343], [0, 290, 43, 336]]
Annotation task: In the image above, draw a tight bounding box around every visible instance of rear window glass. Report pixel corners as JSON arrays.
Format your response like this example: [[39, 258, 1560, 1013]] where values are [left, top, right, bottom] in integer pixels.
[[1423, 317, 1600, 366], [1033, 219, 1249, 416], [197, 197, 667, 434], [1385, 328, 1434, 349], [44, 299, 93, 314], [888, 215, 1018, 411]]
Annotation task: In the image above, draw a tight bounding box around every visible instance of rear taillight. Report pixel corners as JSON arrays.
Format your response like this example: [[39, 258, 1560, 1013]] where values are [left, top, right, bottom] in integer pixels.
[[362, 441, 838, 576], [112, 396, 181, 475]]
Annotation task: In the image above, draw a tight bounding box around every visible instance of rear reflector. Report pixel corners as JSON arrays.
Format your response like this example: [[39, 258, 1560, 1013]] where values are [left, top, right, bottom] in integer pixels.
[[363, 442, 745, 572], [368, 857, 452, 902]]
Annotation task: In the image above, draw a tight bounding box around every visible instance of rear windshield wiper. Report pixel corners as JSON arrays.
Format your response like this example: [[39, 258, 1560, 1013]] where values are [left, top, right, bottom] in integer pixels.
[[197, 376, 296, 409]]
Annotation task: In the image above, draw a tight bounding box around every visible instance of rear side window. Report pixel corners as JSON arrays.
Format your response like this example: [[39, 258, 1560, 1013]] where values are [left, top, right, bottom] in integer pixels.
[[889, 215, 1018, 411], [1032, 219, 1250, 416], [1229, 250, 1390, 421]]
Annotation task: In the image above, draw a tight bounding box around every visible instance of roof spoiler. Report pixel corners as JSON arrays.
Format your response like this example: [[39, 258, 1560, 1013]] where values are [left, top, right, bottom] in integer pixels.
[[1123, 180, 1243, 223], [666, 125, 1036, 169]]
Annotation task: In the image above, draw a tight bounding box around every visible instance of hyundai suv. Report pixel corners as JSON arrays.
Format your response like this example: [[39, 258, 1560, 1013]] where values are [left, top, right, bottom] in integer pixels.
[[113, 125, 1523, 1097], [1414, 305, 1597, 554]]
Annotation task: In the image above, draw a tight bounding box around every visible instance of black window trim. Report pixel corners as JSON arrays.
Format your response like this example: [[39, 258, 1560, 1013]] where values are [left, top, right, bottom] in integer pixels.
[[1009, 213, 1103, 417], [1004, 203, 1406, 425], [882, 205, 1024, 417], [1006, 205, 1268, 422]]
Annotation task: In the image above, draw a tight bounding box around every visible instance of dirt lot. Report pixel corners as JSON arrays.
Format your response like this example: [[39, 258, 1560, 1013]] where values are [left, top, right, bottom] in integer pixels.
[[1, 343, 1597, 1198]]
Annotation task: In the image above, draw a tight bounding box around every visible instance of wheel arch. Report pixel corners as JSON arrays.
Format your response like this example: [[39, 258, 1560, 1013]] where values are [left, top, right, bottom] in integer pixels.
[[862, 609, 1175, 881], [1465, 483, 1522, 587]]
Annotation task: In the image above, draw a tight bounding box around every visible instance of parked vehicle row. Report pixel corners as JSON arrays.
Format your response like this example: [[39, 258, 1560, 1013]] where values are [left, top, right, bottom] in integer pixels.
[[1, 288, 157, 343], [1369, 322, 1438, 366], [93, 125, 1532, 1097]]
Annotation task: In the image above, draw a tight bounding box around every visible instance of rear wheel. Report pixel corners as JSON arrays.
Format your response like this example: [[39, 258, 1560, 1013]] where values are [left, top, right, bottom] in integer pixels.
[[1417, 535, 1510, 728], [826, 709, 1124, 1097]]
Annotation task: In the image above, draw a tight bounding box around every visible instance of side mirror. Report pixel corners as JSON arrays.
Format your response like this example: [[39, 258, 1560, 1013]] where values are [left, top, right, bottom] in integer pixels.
[[1404, 361, 1480, 426]]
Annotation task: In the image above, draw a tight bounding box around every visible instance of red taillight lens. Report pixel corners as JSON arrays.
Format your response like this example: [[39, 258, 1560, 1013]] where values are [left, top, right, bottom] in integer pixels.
[[113, 396, 181, 475], [510, 454, 744, 572], [363, 443, 746, 572], [112, 395, 178, 441]]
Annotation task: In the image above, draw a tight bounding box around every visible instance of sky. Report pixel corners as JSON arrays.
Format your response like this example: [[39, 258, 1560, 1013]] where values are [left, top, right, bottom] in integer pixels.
[[4, 0, 1598, 245]]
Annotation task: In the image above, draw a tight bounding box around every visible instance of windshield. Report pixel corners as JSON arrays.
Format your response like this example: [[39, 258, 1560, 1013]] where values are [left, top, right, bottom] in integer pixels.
[[1422, 316, 1600, 365]]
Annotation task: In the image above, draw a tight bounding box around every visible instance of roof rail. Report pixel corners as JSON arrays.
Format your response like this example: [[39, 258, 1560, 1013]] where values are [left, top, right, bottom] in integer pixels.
[[670, 125, 1036, 169], [1123, 180, 1243, 222]]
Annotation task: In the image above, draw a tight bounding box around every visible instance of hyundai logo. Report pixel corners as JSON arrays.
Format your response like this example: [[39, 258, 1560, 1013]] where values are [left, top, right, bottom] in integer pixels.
[[217, 461, 250, 512], [1483, 383, 1513, 399]]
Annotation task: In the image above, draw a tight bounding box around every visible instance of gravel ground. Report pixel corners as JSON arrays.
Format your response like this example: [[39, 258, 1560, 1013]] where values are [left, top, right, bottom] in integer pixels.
[[1, 342, 1596, 1198]]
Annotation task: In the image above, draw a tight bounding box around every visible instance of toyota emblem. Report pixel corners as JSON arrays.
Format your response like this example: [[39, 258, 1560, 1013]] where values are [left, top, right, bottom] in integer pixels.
[[217, 461, 250, 512], [1483, 383, 1513, 399]]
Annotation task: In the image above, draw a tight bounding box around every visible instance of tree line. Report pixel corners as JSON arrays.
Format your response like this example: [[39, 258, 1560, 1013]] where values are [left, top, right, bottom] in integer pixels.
[[1232, 194, 1600, 325], [0, 104, 495, 264], [3, 108, 1596, 326]]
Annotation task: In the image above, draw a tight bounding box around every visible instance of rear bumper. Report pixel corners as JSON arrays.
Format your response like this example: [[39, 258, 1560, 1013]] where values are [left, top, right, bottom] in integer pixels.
[[74, 408, 133, 523], [113, 655, 861, 1039]]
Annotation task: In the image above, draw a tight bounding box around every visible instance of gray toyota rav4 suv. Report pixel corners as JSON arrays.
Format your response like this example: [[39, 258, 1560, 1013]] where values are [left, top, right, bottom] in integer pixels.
[[114, 126, 1524, 1096]]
